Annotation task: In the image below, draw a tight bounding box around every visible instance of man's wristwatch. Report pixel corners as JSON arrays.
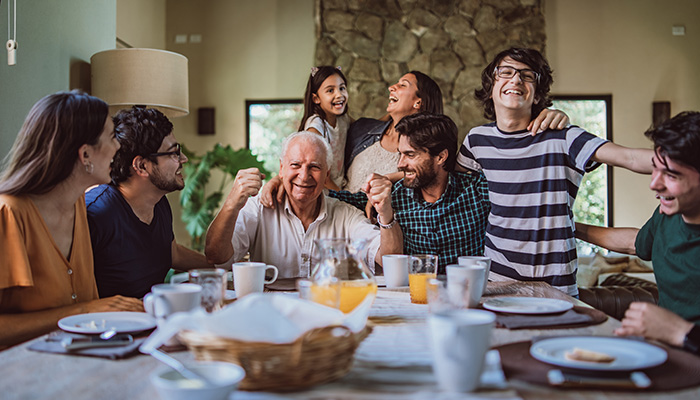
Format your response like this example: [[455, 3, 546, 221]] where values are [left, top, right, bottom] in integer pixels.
[[376, 214, 397, 229], [683, 325, 700, 355]]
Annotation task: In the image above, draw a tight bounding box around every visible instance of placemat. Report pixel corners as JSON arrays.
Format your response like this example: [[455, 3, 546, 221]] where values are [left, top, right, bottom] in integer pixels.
[[497, 340, 700, 391], [265, 277, 299, 291], [494, 306, 608, 330]]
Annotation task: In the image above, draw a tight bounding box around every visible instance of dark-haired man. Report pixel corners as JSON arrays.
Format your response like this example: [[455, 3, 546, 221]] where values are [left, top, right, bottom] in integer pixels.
[[576, 111, 700, 351], [86, 107, 209, 299], [332, 113, 491, 272], [456, 47, 653, 295]]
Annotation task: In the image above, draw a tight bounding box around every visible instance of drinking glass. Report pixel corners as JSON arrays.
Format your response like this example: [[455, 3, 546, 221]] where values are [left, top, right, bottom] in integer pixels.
[[189, 268, 227, 312], [409, 254, 438, 304]]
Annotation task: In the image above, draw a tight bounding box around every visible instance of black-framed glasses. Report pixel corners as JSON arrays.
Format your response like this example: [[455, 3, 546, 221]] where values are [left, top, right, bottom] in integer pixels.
[[494, 66, 540, 83], [149, 143, 182, 160]]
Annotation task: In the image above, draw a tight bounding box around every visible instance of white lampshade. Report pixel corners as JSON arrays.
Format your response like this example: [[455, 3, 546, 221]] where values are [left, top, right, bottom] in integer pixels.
[[91, 48, 189, 118]]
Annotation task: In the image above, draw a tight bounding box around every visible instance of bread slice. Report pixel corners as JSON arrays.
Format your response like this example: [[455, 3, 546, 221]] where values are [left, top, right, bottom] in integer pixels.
[[564, 347, 616, 363]]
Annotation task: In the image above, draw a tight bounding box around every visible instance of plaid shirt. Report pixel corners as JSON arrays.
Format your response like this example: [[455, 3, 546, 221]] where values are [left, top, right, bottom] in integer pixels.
[[330, 171, 490, 273]]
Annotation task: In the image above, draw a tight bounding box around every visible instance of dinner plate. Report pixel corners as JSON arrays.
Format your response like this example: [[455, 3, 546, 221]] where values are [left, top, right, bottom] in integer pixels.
[[530, 336, 668, 371], [482, 297, 573, 314], [58, 312, 156, 334]]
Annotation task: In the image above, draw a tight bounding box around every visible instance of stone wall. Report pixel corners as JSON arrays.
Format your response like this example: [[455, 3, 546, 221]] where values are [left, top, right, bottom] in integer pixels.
[[314, 0, 546, 138]]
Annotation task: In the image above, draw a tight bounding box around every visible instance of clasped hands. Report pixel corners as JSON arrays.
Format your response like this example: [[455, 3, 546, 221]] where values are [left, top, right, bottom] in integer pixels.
[[257, 171, 394, 224]]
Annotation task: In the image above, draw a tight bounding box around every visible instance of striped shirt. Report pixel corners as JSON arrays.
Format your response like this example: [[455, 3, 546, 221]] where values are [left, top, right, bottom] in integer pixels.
[[330, 171, 490, 273], [456, 123, 607, 295]]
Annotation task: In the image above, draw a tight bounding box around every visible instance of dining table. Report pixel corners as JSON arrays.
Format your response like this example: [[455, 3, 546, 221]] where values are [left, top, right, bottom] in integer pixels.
[[1, 280, 698, 400]]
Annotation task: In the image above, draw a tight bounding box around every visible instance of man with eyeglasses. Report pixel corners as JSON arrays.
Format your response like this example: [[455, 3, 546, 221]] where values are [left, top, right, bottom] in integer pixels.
[[85, 106, 210, 299], [455, 47, 653, 296]]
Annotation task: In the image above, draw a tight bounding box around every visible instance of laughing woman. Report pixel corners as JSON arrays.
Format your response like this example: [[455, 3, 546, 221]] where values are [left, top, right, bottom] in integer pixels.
[[0, 91, 143, 349]]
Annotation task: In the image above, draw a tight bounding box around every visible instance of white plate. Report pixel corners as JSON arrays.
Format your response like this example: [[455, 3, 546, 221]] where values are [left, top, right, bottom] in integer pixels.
[[225, 290, 236, 300], [482, 297, 573, 314], [530, 336, 668, 371], [58, 312, 156, 334]]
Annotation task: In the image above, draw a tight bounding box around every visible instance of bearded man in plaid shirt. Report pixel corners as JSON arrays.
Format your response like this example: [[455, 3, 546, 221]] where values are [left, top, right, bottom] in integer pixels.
[[330, 113, 490, 273]]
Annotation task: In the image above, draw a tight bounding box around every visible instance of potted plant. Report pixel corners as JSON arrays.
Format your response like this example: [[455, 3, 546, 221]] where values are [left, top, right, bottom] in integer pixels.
[[179, 144, 270, 251]]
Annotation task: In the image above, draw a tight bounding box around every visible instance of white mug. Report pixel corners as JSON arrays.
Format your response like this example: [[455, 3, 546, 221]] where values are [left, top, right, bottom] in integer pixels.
[[382, 254, 410, 288], [143, 283, 202, 320], [428, 309, 496, 392], [446, 264, 486, 308], [232, 262, 279, 298], [458, 256, 491, 293]]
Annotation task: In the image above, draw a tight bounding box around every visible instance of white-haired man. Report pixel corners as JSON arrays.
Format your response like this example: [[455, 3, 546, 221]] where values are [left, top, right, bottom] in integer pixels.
[[205, 131, 402, 277]]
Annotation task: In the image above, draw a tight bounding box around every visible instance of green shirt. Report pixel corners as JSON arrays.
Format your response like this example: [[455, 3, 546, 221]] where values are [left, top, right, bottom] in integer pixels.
[[636, 207, 700, 323]]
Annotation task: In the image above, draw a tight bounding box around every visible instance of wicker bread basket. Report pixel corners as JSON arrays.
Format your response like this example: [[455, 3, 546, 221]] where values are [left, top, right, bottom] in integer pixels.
[[178, 324, 373, 391]]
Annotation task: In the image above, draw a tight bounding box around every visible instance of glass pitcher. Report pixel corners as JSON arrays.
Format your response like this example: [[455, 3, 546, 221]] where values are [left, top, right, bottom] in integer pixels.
[[311, 238, 377, 313]]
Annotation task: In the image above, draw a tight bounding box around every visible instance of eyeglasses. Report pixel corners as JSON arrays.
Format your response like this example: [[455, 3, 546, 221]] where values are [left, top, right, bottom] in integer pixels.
[[494, 66, 540, 83], [149, 143, 182, 160]]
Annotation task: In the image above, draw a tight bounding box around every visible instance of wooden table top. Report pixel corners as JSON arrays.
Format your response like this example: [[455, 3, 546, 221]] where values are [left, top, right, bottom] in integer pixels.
[[0, 281, 697, 400]]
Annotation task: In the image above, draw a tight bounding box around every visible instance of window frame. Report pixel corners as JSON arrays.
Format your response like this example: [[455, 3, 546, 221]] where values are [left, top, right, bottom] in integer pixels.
[[245, 99, 303, 150], [551, 94, 614, 226]]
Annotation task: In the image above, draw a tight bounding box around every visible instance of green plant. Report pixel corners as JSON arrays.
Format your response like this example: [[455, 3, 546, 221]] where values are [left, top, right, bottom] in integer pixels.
[[179, 143, 270, 251]]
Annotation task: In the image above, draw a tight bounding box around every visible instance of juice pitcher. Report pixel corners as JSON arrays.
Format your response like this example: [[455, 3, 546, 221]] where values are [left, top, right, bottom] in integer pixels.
[[311, 238, 377, 313]]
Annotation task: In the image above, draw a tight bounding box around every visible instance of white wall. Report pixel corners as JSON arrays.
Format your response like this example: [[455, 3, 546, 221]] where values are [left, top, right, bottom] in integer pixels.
[[0, 1, 116, 160], [165, 0, 315, 244], [117, 0, 166, 49], [545, 0, 700, 228]]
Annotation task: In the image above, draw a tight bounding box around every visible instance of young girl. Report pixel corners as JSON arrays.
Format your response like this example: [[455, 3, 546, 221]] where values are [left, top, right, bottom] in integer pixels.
[[298, 66, 351, 191]]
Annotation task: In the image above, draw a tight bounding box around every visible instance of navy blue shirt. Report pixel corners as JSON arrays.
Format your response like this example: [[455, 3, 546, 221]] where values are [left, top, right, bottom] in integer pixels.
[[86, 184, 174, 298]]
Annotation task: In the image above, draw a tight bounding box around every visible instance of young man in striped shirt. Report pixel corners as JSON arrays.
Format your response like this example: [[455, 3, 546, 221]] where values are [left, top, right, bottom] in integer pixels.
[[456, 47, 653, 296]]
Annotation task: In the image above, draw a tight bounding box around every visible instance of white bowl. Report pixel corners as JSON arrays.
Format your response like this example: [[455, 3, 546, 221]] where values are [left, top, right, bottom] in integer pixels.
[[150, 361, 245, 400]]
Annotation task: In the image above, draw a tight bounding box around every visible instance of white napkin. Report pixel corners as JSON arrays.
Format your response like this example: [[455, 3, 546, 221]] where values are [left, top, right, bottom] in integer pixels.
[[140, 292, 373, 353]]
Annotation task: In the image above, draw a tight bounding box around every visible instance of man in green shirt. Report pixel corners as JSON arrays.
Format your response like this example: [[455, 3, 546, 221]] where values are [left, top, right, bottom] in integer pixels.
[[576, 111, 700, 353]]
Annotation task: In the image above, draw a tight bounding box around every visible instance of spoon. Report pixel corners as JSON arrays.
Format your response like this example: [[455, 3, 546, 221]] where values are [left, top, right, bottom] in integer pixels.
[[100, 328, 118, 340], [146, 348, 214, 386]]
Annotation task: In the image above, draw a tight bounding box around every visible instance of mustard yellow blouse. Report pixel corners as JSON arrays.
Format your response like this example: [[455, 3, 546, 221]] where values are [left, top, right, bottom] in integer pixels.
[[0, 194, 98, 313]]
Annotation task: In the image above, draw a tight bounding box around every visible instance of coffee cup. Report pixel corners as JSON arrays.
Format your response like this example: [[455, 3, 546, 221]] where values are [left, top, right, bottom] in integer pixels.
[[458, 256, 491, 293], [428, 309, 496, 392], [232, 262, 279, 298], [143, 283, 203, 320], [446, 264, 486, 308], [381, 254, 410, 288]]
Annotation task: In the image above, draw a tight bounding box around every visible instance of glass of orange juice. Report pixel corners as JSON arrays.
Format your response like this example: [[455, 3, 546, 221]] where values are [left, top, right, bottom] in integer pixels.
[[409, 254, 438, 304], [337, 279, 378, 313], [299, 278, 341, 309]]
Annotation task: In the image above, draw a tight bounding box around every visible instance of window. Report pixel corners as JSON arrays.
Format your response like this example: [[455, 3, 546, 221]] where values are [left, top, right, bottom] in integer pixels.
[[246, 100, 303, 176], [551, 95, 612, 254]]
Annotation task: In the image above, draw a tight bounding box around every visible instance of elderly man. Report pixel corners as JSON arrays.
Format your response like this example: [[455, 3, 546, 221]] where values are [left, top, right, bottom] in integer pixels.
[[86, 107, 210, 299], [205, 131, 402, 277]]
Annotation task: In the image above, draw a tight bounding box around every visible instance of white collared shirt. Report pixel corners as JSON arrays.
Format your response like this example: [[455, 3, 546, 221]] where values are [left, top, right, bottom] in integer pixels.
[[227, 194, 380, 278]]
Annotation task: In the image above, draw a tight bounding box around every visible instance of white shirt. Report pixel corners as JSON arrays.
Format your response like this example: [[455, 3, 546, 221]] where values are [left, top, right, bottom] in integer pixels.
[[305, 114, 349, 188], [344, 140, 400, 193], [227, 194, 380, 278]]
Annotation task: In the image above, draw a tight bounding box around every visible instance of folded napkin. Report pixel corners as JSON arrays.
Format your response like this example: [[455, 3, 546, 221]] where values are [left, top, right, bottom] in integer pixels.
[[496, 308, 593, 329], [29, 331, 145, 360], [140, 292, 374, 353]]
